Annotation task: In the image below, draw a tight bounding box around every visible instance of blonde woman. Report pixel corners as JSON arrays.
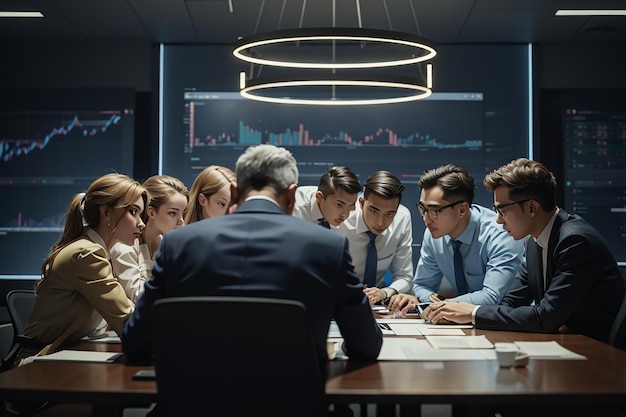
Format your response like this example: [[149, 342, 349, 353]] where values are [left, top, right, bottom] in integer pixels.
[[17, 173, 146, 364], [184, 165, 236, 224], [110, 175, 189, 302]]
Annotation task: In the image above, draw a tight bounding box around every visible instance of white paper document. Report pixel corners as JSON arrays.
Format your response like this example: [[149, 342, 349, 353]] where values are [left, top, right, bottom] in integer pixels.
[[33, 350, 124, 363], [425, 335, 494, 349], [419, 327, 466, 336], [378, 338, 493, 361], [376, 318, 426, 324], [513, 341, 586, 359], [373, 319, 472, 336]]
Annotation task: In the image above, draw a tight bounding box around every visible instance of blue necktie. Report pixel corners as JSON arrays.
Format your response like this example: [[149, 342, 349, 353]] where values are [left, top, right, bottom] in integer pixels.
[[317, 218, 330, 229], [364, 231, 378, 287], [451, 239, 468, 295]]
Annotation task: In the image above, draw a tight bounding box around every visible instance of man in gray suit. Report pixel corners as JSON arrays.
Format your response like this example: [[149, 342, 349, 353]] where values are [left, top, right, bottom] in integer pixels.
[[123, 144, 382, 376], [420, 158, 624, 345]]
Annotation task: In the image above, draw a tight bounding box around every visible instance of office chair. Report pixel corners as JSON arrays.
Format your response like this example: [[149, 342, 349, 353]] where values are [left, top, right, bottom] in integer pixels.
[[0, 323, 13, 360], [152, 296, 328, 417], [6, 289, 35, 337], [609, 276, 626, 351]]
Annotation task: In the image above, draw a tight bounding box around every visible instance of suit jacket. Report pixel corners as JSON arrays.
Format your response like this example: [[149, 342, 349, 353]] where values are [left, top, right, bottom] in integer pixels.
[[476, 209, 625, 343], [123, 198, 383, 375], [24, 235, 134, 355]]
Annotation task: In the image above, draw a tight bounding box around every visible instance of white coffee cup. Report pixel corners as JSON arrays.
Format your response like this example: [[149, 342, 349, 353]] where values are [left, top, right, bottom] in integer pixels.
[[494, 342, 519, 368], [327, 341, 338, 360]]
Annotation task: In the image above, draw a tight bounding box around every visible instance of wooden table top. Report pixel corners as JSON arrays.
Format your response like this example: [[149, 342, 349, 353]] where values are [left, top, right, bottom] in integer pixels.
[[0, 327, 624, 408]]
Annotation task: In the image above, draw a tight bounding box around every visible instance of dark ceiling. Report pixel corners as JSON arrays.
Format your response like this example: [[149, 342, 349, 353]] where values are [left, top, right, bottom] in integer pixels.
[[1, 0, 625, 45]]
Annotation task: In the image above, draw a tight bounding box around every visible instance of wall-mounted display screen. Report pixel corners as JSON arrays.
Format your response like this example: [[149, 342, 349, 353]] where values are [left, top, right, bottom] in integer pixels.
[[540, 89, 626, 265], [0, 88, 135, 279], [160, 44, 530, 263]]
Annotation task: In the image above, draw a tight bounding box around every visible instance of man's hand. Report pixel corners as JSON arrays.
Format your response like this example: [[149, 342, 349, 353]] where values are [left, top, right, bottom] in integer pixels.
[[422, 301, 475, 324], [387, 293, 418, 315], [363, 286, 386, 305]]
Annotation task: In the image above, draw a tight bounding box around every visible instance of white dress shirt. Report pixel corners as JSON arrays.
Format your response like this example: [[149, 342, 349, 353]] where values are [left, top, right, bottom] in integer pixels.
[[293, 185, 325, 224], [337, 203, 414, 297]]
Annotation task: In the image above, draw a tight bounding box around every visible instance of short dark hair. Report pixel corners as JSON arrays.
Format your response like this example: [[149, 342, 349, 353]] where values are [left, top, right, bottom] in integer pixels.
[[418, 164, 475, 204], [483, 158, 556, 211], [318, 166, 361, 198], [363, 171, 404, 203]]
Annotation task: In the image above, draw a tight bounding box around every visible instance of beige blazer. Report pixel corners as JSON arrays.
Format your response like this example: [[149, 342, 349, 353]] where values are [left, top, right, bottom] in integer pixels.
[[23, 235, 134, 356]]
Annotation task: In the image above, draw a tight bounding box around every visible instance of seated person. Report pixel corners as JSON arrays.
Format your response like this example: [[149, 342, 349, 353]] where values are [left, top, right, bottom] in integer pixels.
[[184, 165, 236, 224], [337, 171, 413, 305], [123, 144, 383, 379], [419, 158, 625, 346], [110, 175, 189, 302], [13, 173, 144, 367], [294, 165, 361, 228], [388, 164, 524, 313]]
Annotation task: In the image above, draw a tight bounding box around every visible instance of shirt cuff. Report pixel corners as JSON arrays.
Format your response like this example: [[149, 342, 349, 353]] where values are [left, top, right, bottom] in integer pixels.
[[383, 287, 397, 299], [471, 305, 480, 325]]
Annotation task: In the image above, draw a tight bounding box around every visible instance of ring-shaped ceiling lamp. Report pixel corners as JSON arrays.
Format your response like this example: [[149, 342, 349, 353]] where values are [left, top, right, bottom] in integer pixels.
[[239, 73, 433, 106], [233, 27, 437, 69]]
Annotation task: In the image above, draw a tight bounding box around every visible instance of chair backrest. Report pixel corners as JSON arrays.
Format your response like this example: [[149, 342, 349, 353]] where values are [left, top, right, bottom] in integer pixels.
[[609, 275, 626, 350], [0, 323, 14, 359], [6, 289, 35, 336], [152, 296, 327, 417]]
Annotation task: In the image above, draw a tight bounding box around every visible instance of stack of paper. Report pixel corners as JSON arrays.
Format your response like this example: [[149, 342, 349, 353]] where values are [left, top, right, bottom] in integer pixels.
[[33, 350, 124, 363]]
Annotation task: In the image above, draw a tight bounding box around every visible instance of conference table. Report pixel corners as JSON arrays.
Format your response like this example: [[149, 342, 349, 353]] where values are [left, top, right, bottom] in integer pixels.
[[0, 325, 625, 417]]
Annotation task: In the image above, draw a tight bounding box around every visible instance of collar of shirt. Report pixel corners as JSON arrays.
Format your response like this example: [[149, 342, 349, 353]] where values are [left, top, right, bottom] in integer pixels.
[[445, 204, 479, 247], [534, 207, 560, 250], [294, 186, 324, 222], [85, 227, 110, 259]]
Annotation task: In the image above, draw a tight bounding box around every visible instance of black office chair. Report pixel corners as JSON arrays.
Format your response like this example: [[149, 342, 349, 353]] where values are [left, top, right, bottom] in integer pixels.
[[0, 323, 13, 360], [609, 276, 626, 351], [6, 289, 36, 338], [152, 296, 328, 417], [1, 289, 36, 372]]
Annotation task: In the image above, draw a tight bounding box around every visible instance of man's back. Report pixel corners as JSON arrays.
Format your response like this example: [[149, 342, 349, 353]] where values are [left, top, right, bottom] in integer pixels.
[[123, 198, 383, 372]]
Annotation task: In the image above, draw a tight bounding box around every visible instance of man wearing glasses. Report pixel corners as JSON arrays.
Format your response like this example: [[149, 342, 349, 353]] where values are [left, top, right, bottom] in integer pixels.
[[388, 164, 524, 312], [417, 159, 624, 345]]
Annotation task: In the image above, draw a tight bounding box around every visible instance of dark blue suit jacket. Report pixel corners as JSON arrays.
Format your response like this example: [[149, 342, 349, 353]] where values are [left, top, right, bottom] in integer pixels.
[[122, 198, 382, 372], [476, 209, 625, 343]]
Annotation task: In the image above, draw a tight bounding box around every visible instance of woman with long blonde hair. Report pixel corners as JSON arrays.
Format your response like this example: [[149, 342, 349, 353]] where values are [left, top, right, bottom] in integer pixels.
[[110, 174, 189, 302], [16, 173, 146, 365], [184, 165, 235, 224]]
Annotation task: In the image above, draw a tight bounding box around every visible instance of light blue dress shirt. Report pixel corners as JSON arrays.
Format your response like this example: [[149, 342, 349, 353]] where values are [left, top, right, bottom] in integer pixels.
[[413, 204, 524, 305]]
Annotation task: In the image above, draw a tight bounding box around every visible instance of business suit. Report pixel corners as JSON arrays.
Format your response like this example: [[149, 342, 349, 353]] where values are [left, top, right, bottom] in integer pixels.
[[123, 198, 383, 375], [476, 209, 625, 344]]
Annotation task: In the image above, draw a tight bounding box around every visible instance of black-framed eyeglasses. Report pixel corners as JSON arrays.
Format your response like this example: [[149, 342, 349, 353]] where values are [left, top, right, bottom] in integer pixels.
[[492, 199, 531, 217], [416, 200, 465, 220]]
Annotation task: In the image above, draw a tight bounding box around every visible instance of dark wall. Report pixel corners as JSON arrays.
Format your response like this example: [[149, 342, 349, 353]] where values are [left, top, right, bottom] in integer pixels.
[[532, 43, 626, 163], [0, 40, 624, 300], [0, 39, 160, 182]]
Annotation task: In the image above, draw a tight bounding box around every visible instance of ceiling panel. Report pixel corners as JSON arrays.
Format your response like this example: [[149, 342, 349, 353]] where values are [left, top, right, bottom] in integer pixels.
[[0, 0, 624, 44]]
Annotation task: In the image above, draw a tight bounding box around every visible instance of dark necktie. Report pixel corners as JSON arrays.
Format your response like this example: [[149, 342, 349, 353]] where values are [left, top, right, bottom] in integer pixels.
[[364, 231, 378, 287], [451, 239, 468, 295], [535, 242, 545, 292], [317, 218, 330, 229]]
